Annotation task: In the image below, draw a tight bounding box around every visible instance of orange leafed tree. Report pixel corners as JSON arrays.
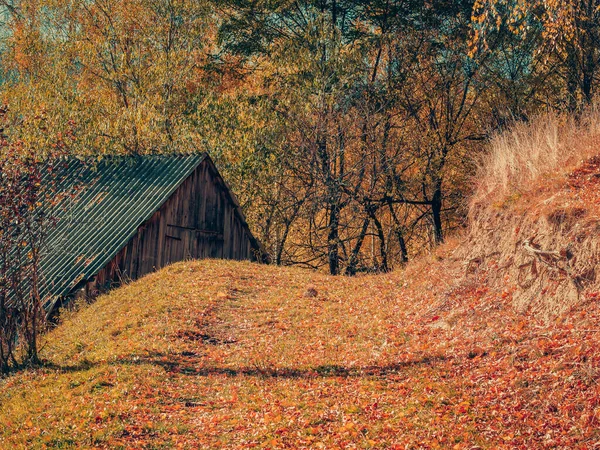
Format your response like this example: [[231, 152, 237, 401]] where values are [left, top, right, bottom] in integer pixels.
[[472, 0, 600, 110]]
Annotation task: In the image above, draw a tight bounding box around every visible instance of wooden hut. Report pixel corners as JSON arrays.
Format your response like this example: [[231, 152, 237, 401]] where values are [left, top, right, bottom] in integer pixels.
[[40, 153, 266, 312]]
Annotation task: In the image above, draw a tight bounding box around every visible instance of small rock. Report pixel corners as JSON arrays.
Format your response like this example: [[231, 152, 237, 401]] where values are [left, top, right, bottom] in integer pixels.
[[304, 285, 318, 298]]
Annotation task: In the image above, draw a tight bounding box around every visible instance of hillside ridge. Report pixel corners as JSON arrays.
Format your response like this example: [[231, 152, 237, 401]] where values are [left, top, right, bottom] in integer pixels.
[[461, 154, 600, 317]]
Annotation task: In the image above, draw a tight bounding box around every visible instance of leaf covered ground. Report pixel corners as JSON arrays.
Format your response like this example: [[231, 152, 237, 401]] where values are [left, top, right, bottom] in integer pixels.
[[1, 254, 600, 449]]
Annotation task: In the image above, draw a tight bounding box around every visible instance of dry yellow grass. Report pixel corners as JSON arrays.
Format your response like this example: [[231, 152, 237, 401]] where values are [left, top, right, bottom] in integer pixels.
[[473, 109, 600, 207]]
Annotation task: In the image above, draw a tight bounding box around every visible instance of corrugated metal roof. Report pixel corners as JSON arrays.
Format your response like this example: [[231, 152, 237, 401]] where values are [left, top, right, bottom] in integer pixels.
[[36, 153, 207, 307]]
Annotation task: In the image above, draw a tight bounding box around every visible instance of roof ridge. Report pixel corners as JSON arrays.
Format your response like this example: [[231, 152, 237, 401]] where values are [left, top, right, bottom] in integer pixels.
[[54, 152, 208, 161]]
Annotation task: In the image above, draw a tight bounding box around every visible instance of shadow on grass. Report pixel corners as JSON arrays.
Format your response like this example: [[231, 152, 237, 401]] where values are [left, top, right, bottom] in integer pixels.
[[44, 352, 448, 379]]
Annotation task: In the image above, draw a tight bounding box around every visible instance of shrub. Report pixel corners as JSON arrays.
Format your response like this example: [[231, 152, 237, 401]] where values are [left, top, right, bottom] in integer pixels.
[[0, 107, 74, 374]]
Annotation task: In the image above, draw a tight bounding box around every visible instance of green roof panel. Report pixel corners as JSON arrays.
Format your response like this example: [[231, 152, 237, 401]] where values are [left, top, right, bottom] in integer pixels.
[[38, 153, 207, 306]]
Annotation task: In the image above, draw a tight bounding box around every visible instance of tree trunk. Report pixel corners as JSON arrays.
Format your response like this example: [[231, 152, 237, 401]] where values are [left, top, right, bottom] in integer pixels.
[[346, 217, 370, 275], [566, 46, 580, 112], [276, 219, 292, 266], [582, 0, 596, 105], [396, 228, 408, 264], [328, 203, 340, 275], [432, 182, 444, 244], [370, 212, 389, 272], [582, 43, 595, 105], [387, 203, 408, 264]]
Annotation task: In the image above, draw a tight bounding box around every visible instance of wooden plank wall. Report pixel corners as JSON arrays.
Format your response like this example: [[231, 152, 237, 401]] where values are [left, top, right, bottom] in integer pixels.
[[85, 160, 257, 297]]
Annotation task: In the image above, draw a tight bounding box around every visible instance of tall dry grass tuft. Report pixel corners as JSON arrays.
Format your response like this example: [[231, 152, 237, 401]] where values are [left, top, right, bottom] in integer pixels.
[[472, 109, 600, 207], [461, 108, 600, 318]]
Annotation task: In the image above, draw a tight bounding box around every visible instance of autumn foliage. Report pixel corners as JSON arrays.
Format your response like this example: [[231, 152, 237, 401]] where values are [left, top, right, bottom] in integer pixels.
[[2, 0, 600, 271], [2, 1, 600, 447]]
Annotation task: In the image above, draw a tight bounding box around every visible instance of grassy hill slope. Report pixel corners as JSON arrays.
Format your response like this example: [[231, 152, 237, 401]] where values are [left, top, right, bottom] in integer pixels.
[[2, 114, 600, 449], [1, 251, 600, 448]]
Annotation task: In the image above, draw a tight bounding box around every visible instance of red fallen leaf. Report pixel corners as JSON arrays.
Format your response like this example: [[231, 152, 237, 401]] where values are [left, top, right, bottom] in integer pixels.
[[431, 315, 440, 322]]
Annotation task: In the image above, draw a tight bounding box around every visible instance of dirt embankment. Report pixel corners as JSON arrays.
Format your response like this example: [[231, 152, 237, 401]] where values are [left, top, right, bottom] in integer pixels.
[[458, 155, 600, 318]]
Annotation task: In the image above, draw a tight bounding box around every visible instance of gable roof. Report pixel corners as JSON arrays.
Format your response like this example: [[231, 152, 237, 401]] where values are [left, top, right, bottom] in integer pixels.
[[38, 153, 209, 305]]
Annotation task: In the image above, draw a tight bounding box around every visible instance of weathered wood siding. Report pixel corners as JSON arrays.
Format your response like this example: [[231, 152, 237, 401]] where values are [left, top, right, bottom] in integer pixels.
[[84, 159, 258, 297]]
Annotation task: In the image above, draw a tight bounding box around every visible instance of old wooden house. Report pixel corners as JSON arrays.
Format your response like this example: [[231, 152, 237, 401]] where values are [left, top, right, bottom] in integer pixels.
[[40, 153, 266, 312]]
